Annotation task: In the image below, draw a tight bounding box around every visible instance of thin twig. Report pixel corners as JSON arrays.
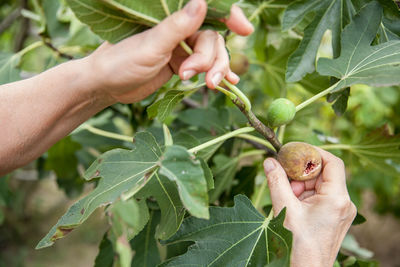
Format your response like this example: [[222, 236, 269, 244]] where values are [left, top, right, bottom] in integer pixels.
[[182, 98, 202, 109], [233, 98, 282, 151], [0, 9, 21, 35], [240, 138, 277, 157], [42, 38, 74, 60], [14, 0, 29, 52]]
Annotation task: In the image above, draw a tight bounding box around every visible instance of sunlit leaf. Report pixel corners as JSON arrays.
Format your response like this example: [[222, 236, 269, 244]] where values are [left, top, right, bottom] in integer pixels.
[[317, 2, 400, 91]]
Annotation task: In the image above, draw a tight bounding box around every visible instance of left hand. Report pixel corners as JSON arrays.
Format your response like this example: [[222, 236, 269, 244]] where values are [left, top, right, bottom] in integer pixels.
[[85, 0, 254, 104]]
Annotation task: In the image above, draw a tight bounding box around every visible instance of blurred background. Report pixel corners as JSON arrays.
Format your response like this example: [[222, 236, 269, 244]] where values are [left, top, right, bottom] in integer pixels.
[[1, 0, 400, 266]]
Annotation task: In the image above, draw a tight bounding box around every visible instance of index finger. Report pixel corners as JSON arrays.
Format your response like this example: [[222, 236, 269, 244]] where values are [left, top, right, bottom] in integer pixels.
[[314, 147, 348, 195], [223, 5, 254, 36]]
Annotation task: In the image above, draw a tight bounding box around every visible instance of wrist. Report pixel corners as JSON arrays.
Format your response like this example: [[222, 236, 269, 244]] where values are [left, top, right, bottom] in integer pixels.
[[290, 236, 335, 267], [71, 57, 117, 108]]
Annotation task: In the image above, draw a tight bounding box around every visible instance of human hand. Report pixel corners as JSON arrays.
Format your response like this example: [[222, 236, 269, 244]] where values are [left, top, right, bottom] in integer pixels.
[[84, 0, 254, 104], [263, 147, 357, 267]]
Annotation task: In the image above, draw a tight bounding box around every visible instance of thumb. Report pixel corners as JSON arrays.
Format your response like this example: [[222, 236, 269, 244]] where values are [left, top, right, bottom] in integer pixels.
[[263, 158, 298, 216], [145, 0, 207, 54]]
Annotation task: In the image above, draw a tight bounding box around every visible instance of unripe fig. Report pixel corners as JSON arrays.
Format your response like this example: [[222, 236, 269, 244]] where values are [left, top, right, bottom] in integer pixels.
[[230, 53, 249, 75], [277, 142, 322, 181], [267, 98, 296, 128]]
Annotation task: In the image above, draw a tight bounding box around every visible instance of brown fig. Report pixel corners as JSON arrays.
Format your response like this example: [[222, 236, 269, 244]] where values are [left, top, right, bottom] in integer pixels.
[[277, 142, 322, 181], [230, 53, 250, 75]]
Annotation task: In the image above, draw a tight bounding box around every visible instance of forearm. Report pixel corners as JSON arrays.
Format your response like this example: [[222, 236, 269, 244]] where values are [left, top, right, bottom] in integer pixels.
[[0, 58, 113, 175]]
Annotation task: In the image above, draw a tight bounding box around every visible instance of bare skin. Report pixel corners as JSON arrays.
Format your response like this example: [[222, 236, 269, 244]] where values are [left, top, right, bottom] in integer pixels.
[[0, 0, 356, 265], [0, 0, 253, 175], [264, 147, 357, 267]]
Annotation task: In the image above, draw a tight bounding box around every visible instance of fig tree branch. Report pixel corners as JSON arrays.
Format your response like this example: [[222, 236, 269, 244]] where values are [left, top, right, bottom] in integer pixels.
[[232, 97, 282, 151], [179, 41, 281, 151]]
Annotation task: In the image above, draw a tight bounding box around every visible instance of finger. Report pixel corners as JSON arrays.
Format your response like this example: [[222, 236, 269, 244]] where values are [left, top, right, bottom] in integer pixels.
[[264, 158, 299, 215], [143, 0, 207, 54], [179, 30, 219, 80], [205, 35, 230, 88], [298, 190, 316, 201], [223, 5, 254, 36], [314, 147, 347, 195], [225, 70, 240, 84], [290, 181, 305, 197]]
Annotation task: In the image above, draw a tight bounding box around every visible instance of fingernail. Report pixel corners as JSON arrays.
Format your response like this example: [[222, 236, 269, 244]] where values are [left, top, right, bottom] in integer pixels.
[[230, 72, 240, 81], [182, 70, 196, 80], [184, 0, 200, 16], [211, 72, 222, 87], [264, 159, 276, 173]]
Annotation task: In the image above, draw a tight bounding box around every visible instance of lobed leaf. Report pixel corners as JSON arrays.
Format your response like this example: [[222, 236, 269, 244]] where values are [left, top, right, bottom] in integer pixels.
[[37, 132, 210, 249], [136, 173, 186, 240], [131, 210, 162, 267], [161, 195, 292, 267], [317, 2, 400, 92], [66, 0, 238, 43]]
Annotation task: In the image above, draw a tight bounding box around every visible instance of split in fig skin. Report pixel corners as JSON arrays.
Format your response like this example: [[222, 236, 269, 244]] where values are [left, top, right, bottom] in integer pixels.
[[277, 142, 322, 181]]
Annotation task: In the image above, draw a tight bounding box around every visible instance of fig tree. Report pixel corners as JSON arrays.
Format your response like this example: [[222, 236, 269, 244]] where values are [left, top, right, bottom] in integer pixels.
[[230, 53, 249, 75], [277, 142, 322, 181], [267, 98, 296, 128]]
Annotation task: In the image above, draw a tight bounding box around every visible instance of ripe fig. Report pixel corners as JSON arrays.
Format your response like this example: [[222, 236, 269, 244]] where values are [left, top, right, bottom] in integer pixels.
[[277, 142, 322, 181], [267, 98, 296, 128], [230, 53, 250, 75]]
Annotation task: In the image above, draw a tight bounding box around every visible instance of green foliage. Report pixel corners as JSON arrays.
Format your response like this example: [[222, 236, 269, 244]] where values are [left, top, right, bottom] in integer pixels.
[[36, 131, 210, 249], [66, 0, 237, 43], [2, 0, 400, 266], [162, 195, 292, 267], [317, 2, 400, 92]]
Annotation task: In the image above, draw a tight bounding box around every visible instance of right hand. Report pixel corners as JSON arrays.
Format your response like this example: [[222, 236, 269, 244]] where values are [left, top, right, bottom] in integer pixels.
[[263, 147, 357, 267], [84, 0, 253, 105]]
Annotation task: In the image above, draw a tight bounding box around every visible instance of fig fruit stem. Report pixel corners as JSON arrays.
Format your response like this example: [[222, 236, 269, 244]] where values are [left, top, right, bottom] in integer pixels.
[[278, 125, 286, 143], [233, 97, 282, 151], [295, 81, 341, 112]]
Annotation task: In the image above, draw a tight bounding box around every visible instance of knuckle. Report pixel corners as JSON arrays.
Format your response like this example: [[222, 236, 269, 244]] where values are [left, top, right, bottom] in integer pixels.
[[335, 157, 346, 169], [170, 13, 186, 29], [195, 56, 213, 70], [333, 196, 356, 219], [333, 196, 350, 210]]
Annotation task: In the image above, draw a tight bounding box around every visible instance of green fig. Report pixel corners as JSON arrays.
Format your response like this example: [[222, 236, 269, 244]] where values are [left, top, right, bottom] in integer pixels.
[[267, 98, 296, 127]]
